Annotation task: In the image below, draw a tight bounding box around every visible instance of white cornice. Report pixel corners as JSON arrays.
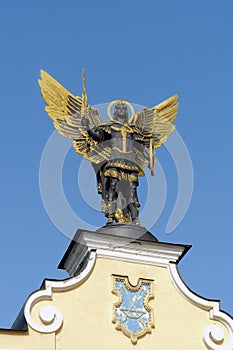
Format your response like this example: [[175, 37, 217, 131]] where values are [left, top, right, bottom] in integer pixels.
[[77, 231, 187, 267]]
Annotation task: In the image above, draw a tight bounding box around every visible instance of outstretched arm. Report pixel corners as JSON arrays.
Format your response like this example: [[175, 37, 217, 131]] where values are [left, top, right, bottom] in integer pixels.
[[81, 117, 104, 142]]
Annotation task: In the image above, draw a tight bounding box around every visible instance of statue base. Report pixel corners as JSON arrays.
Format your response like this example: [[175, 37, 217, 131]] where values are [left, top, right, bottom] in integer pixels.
[[58, 225, 173, 276], [96, 223, 158, 242]]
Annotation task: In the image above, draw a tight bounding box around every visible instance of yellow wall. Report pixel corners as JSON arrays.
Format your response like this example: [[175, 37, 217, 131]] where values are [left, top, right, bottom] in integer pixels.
[[0, 255, 229, 349], [0, 330, 55, 350]]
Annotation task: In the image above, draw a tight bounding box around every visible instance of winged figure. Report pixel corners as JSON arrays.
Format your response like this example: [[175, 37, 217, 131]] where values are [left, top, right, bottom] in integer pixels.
[[39, 69, 178, 225]]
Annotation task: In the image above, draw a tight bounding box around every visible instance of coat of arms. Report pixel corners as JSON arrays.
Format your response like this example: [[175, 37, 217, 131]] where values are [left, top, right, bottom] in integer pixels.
[[112, 275, 154, 344]]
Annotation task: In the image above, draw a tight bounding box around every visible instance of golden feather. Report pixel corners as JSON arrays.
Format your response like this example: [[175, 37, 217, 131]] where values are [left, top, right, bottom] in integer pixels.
[[133, 94, 178, 145], [132, 94, 179, 174], [39, 70, 82, 124], [39, 70, 106, 162]]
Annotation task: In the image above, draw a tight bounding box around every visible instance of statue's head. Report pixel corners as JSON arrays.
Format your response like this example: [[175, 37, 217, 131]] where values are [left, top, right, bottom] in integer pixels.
[[113, 102, 128, 123]]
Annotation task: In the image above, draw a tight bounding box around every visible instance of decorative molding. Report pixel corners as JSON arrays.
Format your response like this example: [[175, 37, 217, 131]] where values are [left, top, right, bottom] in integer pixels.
[[23, 229, 232, 349], [168, 263, 233, 350], [78, 231, 187, 267], [24, 251, 96, 333], [112, 275, 154, 344]]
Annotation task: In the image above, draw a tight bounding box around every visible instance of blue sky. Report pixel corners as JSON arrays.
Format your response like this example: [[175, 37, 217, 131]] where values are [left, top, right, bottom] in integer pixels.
[[0, 0, 232, 327]]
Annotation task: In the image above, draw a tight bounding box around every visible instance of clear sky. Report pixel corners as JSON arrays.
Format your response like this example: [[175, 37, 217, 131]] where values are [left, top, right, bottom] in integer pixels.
[[0, 0, 232, 327]]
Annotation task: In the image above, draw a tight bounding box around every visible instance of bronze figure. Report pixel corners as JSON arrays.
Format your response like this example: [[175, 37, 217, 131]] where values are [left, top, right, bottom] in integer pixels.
[[39, 69, 178, 225]]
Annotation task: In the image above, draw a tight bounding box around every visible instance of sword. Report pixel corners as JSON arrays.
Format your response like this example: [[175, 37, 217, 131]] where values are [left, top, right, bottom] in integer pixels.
[[121, 286, 144, 321], [81, 67, 88, 112]]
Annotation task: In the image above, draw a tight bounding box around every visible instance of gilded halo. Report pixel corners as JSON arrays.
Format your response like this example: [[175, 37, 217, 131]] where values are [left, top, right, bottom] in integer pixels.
[[107, 99, 135, 122]]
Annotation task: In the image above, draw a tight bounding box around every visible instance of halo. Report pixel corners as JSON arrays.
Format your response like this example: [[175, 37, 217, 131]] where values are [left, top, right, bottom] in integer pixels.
[[107, 100, 135, 122]]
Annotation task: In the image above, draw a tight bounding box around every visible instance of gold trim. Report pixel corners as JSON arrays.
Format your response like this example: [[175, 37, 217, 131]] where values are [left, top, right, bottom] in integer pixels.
[[149, 138, 154, 176], [101, 200, 116, 214], [114, 209, 130, 223], [99, 124, 112, 134], [105, 160, 144, 175], [104, 169, 138, 182], [111, 124, 134, 133], [122, 128, 127, 152], [112, 275, 154, 344], [106, 216, 114, 224], [97, 183, 102, 194], [112, 147, 133, 154]]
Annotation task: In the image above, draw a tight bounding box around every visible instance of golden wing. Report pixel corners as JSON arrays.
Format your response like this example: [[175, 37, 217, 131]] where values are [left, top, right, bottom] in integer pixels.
[[133, 94, 179, 175], [39, 70, 109, 163], [133, 94, 178, 146]]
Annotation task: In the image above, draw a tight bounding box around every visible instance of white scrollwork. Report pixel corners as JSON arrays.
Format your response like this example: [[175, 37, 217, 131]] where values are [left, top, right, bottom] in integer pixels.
[[39, 305, 63, 330], [168, 263, 233, 350], [204, 324, 224, 348], [24, 250, 96, 333], [203, 319, 233, 350]]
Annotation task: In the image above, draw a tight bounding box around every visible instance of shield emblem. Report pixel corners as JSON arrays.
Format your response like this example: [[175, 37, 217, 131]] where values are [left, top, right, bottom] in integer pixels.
[[112, 275, 154, 344]]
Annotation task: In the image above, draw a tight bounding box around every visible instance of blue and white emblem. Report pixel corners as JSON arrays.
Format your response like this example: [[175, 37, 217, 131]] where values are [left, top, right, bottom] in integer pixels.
[[112, 275, 154, 344]]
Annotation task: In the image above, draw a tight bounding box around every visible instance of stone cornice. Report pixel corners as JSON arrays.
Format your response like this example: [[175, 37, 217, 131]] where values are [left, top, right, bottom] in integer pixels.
[[77, 230, 189, 268]]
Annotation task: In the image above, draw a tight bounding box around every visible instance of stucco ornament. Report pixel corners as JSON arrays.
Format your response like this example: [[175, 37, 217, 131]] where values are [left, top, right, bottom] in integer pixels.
[[24, 251, 96, 333], [112, 275, 154, 344]]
